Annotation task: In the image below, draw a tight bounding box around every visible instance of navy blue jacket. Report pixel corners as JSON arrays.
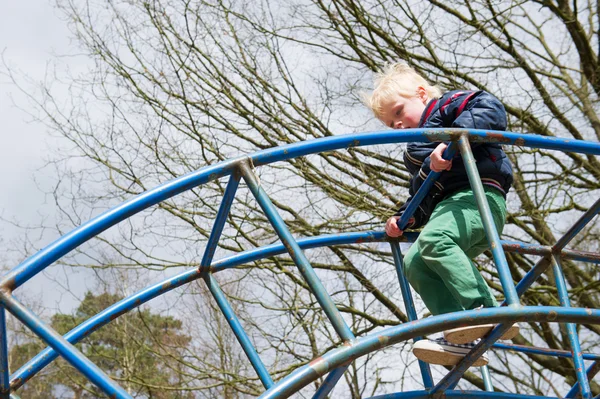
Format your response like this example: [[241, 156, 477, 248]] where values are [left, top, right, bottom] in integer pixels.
[[395, 90, 513, 228]]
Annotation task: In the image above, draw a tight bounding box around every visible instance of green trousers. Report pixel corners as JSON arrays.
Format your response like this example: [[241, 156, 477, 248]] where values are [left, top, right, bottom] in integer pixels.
[[403, 187, 506, 315]]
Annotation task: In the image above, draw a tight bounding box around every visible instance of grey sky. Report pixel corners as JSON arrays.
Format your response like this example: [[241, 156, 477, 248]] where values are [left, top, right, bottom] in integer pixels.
[[1, 1, 94, 313]]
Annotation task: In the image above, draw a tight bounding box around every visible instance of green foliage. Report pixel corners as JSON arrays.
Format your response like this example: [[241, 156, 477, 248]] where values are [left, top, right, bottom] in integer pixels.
[[11, 292, 193, 399]]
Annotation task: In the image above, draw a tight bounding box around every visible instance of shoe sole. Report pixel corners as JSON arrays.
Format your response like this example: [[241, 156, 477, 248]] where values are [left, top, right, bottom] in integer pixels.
[[445, 324, 520, 345], [413, 343, 488, 367]]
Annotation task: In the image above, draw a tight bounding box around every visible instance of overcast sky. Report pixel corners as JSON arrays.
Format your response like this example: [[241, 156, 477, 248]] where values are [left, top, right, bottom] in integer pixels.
[[0, 1, 94, 313]]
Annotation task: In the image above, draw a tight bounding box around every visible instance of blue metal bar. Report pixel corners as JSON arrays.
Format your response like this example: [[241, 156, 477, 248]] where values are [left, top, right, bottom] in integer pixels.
[[553, 197, 600, 251], [431, 324, 514, 394], [0, 157, 243, 292], [566, 361, 600, 398], [10, 268, 202, 390], [10, 231, 397, 389], [501, 240, 600, 264], [480, 366, 494, 392], [204, 274, 274, 388], [493, 342, 600, 360], [312, 364, 348, 399], [250, 129, 600, 168], [198, 173, 274, 388], [239, 160, 355, 342], [0, 294, 131, 399], [389, 242, 433, 388], [4, 130, 600, 293], [366, 390, 559, 399], [258, 306, 600, 399], [458, 135, 519, 307], [0, 308, 9, 399], [396, 143, 458, 230], [200, 173, 240, 272], [13, 230, 600, 389], [551, 255, 591, 399]]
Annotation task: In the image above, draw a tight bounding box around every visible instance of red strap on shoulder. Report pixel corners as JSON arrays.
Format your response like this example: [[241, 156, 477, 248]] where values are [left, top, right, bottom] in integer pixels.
[[456, 91, 478, 116], [420, 99, 438, 126]]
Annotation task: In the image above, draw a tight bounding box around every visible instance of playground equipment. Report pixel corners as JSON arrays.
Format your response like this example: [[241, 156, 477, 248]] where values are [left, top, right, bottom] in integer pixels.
[[1, 129, 599, 398]]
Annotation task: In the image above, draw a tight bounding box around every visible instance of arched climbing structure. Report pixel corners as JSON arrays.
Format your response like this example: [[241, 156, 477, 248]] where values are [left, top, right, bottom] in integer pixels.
[[1, 129, 600, 399]]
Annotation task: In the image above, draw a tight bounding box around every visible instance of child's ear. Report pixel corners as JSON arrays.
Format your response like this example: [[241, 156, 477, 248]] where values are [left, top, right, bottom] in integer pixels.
[[417, 86, 429, 104]]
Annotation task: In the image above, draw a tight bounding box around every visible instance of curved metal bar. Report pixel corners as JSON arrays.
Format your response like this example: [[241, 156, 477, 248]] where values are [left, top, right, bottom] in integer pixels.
[[0, 157, 245, 292], [0, 294, 131, 399], [4, 129, 600, 292], [10, 268, 202, 389], [10, 231, 396, 389], [5, 129, 600, 396], [257, 306, 600, 399], [12, 230, 600, 389], [366, 390, 558, 399]]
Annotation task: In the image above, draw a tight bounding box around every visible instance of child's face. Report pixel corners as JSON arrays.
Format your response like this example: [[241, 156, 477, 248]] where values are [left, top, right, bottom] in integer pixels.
[[378, 88, 429, 129]]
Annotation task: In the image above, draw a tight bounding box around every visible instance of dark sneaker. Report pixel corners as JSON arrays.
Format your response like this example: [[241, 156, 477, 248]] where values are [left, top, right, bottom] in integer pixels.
[[412, 338, 489, 367], [444, 323, 520, 345]]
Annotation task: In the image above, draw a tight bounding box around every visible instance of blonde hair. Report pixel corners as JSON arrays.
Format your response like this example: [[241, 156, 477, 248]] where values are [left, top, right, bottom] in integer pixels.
[[363, 62, 442, 118]]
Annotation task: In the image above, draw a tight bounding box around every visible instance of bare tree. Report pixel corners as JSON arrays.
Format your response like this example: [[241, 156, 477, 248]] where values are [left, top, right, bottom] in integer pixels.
[[6, 0, 600, 396]]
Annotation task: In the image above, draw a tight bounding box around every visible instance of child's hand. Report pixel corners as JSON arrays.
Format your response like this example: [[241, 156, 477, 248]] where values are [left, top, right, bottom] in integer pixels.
[[385, 216, 415, 237], [430, 143, 452, 172]]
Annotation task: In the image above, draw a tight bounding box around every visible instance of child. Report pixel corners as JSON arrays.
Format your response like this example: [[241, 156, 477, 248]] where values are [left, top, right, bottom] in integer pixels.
[[364, 63, 518, 366]]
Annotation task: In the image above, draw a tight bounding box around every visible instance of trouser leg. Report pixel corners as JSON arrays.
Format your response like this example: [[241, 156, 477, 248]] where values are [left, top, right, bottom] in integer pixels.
[[404, 188, 506, 315]]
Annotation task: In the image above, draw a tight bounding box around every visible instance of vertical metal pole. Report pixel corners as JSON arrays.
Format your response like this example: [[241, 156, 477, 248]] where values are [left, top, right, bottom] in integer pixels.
[[198, 172, 273, 388], [204, 274, 274, 389], [389, 242, 434, 388], [239, 160, 355, 342], [200, 173, 240, 272], [566, 361, 600, 398], [551, 255, 591, 399], [480, 365, 494, 392], [312, 364, 349, 399], [0, 294, 131, 399], [432, 136, 521, 395], [0, 308, 9, 399], [457, 136, 520, 307]]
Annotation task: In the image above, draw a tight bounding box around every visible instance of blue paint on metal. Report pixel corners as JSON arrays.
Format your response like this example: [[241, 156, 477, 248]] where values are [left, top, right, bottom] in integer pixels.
[[0, 294, 131, 399], [390, 242, 433, 388], [4, 129, 600, 397], [492, 342, 600, 360], [0, 308, 9, 399], [553, 197, 600, 251], [458, 136, 519, 307], [257, 306, 600, 399], [431, 322, 515, 394], [396, 142, 458, 231], [566, 361, 600, 398], [10, 231, 399, 389], [12, 229, 600, 391], [200, 173, 240, 272], [204, 274, 274, 389], [481, 365, 494, 392], [312, 364, 348, 399], [550, 255, 590, 399], [5, 130, 599, 293], [198, 173, 273, 388], [367, 390, 559, 399], [10, 268, 202, 390], [0, 157, 244, 291], [239, 161, 355, 342]]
